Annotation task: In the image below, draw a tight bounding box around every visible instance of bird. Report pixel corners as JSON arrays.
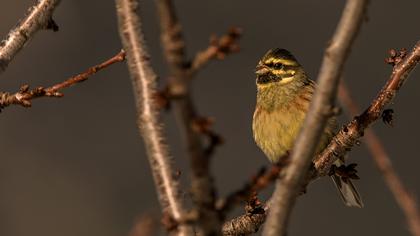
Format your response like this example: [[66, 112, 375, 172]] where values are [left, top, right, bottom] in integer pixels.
[[252, 48, 363, 208]]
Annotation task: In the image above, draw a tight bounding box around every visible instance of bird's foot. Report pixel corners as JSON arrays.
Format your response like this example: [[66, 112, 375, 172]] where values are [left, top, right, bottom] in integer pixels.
[[329, 163, 360, 183]]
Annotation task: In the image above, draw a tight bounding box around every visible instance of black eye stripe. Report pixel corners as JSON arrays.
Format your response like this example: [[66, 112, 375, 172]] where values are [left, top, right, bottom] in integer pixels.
[[263, 63, 297, 71], [264, 62, 283, 68], [273, 63, 283, 69]]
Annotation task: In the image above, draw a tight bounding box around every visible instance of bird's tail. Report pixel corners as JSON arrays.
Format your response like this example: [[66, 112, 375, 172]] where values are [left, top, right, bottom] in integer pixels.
[[330, 161, 364, 208]]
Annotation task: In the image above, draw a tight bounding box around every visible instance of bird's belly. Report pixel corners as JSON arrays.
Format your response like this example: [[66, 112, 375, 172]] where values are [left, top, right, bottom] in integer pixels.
[[253, 106, 305, 163]]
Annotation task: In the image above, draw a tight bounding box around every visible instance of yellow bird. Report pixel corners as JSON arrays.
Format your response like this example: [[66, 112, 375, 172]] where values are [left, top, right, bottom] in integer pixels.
[[252, 48, 363, 207]]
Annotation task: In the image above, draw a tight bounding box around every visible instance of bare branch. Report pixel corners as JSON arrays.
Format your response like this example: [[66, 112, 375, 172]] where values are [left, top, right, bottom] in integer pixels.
[[0, 0, 61, 73], [338, 81, 420, 236], [218, 162, 285, 214], [222, 210, 266, 236], [224, 41, 420, 236], [0, 50, 125, 110], [314, 42, 420, 176], [262, 1, 369, 235], [115, 1, 193, 235], [188, 27, 241, 76], [155, 0, 240, 234]]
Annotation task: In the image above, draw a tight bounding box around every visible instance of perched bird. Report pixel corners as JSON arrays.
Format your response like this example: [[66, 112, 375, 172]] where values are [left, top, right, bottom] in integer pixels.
[[252, 48, 363, 207]]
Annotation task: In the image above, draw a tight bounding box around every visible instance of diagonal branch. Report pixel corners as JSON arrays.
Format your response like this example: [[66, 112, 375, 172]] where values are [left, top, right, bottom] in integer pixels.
[[338, 81, 420, 236], [262, 0, 369, 235], [222, 40, 420, 236], [0, 50, 125, 110], [0, 0, 61, 74], [115, 1, 193, 235], [314, 42, 420, 176], [188, 27, 241, 77]]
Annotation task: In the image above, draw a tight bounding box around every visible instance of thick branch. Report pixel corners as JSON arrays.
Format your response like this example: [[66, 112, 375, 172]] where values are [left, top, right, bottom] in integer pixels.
[[338, 81, 420, 236], [0, 50, 125, 110], [262, 1, 369, 235], [0, 0, 61, 73], [115, 1, 193, 235], [222, 211, 266, 236]]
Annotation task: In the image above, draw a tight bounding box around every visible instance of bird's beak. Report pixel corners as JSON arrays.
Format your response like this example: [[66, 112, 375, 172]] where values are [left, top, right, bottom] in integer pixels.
[[255, 64, 269, 75]]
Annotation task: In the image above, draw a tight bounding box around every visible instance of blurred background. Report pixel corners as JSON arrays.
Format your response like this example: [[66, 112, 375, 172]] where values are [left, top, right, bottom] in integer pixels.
[[1, 0, 419, 235]]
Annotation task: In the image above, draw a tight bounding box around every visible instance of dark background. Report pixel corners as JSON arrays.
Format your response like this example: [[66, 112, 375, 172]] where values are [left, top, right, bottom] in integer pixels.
[[1, 1, 419, 235]]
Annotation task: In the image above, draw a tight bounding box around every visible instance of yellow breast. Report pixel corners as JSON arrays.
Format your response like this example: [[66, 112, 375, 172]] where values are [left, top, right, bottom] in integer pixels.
[[252, 82, 336, 163], [252, 101, 307, 163]]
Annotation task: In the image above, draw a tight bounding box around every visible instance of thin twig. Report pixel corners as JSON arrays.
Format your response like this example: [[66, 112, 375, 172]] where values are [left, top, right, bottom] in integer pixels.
[[314, 42, 420, 176], [338, 81, 420, 236], [115, 1, 193, 235], [188, 27, 241, 76], [262, 1, 369, 235], [155, 0, 240, 234], [0, 0, 61, 73], [0, 50, 125, 110]]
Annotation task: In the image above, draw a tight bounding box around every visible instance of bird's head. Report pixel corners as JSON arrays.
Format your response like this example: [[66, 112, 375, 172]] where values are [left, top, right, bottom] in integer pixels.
[[255, 48, 305, 88]]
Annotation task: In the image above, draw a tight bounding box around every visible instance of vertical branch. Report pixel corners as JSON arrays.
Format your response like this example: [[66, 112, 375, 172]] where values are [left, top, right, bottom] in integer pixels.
[[262, 1, 369, 235], [115, 1, 193, 235], [338, 81, 420, 236], [155, 0, 222, 234], [0, 0, 61, 73]]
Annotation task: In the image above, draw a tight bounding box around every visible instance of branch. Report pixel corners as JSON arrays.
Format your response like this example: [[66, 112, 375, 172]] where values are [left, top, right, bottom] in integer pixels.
[[155, 1, 239, 234], [0, 50, 125, 110], [262, 1, 369, 235], [224, 41, 420, 236], [188, 27, 241, 76], [115, 1, 193, 235], [0, 0, 61, 74], [338, 81, 420, 236], [218, 162, 285, 214], [314, 42, 420, 176], [222, 209, 267, 236]]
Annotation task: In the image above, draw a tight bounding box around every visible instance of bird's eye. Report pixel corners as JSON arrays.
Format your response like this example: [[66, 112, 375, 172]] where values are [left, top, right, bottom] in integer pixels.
[[273, 63, 283, 69]]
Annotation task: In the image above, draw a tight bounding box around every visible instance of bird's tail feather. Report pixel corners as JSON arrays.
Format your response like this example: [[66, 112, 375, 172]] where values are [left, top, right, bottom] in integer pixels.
[[330, 174, 363, 208]]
